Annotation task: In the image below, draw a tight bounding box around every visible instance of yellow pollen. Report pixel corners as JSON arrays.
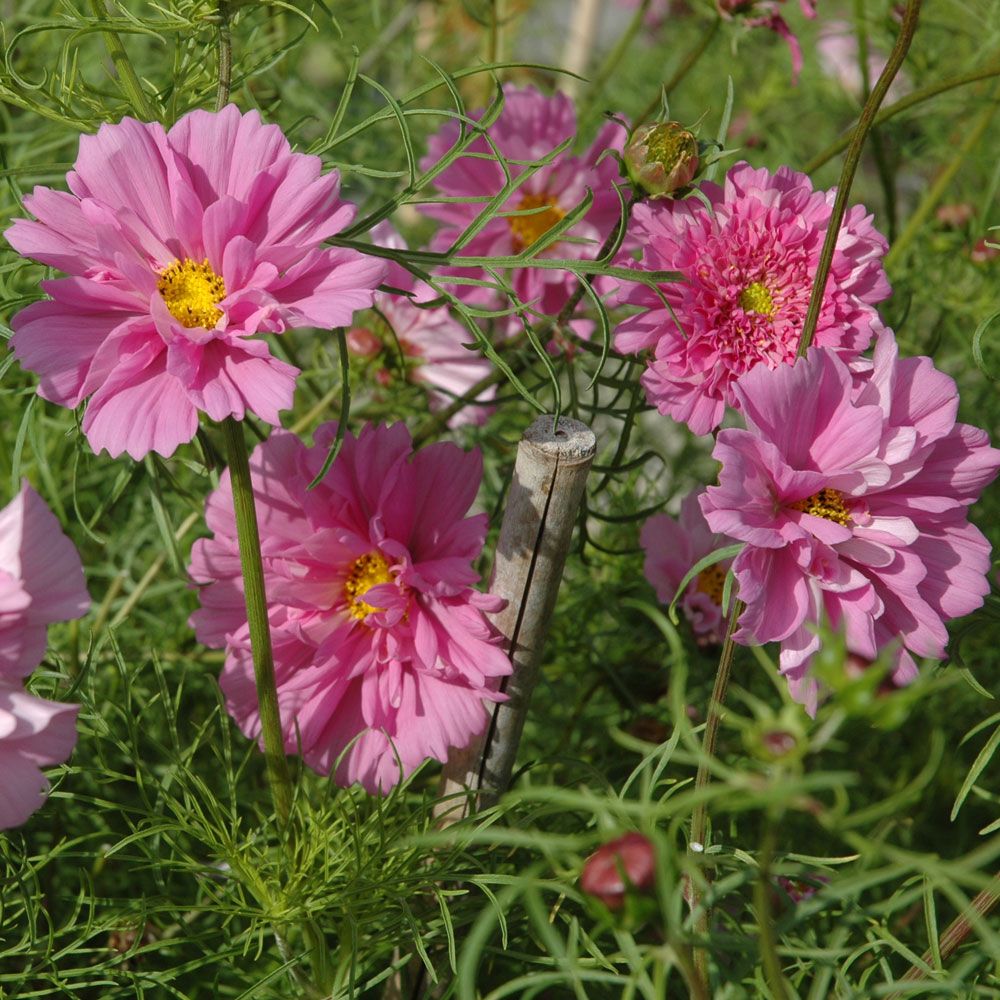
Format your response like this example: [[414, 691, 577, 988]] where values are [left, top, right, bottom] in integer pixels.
[[739, 281, 776, 318], [157, 258, 226, 329], [790, 488, 851, 526], [695, 564, 726, 606], [508, 193, 565, 252], [344, 551, 394, 621]]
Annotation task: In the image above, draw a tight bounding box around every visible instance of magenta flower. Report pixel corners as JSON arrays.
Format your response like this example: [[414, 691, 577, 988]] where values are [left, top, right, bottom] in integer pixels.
[[5, 105, 385, 460], [356, 223, 494, 426], [580, 833, 656, 910], [718, 0, 818, 83], [0, 680, 79, 829], [189, 423, 512, 793], [0, 484, 90, 679], [0, 484, 88, 829], [700, 334, 1000, 712], [419, 85, 625, 336], [640, 490, 733, 645], [615, 162, 890, 435]]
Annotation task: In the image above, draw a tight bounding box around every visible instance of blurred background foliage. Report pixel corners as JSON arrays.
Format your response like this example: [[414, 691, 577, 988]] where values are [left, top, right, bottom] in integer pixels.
[[1, 0, 999, 995]]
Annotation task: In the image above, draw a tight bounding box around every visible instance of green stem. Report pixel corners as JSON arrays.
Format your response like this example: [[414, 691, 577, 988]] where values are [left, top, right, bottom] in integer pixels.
[[804, 62, 1000, 174], [582, 0, 652, 117], [87, 0, 156, 120], [885, 88, 1000, 270], [636, 18, 720, 124], [754, 824, 788, 1000], [221, 416, 294, 828], [215, 0, 233, 112], [688, 597, 743, 990], [797, 0, 921, 357], [887, 872, 1000, 997]]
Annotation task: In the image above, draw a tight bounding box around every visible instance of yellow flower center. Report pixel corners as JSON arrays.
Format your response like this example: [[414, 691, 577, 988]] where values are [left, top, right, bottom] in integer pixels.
[[695, 564, 726, 605], [344, 551, 394, 621], [739, 281, 776, 318], [157, 258, 226, 329], [790, 488, 851, 526], [508, 192, 565, 252]]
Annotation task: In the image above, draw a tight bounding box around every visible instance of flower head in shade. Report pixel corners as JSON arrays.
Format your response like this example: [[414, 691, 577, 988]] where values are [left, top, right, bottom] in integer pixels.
[[718, 0, 818, 83], [5, 105, 385, 460], [0, 484, 90, 679], [419, 85, 625, 336], [349, 223, 494, 426], [189, 423, 512, 793], [640, 490, 733, 645], [0, 484, 88, 829], [0, 681, 79, 830], [615, 162, 890, 435], [700, 334, 1000, 712]]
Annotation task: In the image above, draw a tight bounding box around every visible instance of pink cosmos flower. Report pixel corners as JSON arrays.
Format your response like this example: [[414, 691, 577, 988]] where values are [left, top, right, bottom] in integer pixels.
[[0, 484, 88, 829], [189, 422, 512, 793], [5, 105, 385, 460], [640, 490, 733, 645], [700, 334, 1000, 712], [718, 0, 818, 83], [353, 223, 494, 426], [0, 680, 79, 830], [0, 484, 90, 678], [419, 85, 625, 337], [615, 162, 890, 435]]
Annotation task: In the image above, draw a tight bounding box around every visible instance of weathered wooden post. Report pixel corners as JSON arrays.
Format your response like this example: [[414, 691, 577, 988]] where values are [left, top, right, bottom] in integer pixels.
[[438, 414, 597, 817]]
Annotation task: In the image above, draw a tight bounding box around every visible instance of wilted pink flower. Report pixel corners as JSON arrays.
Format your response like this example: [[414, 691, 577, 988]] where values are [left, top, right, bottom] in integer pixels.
[[580, 832, 656, 909], [615, 162, 890, 435], [718, 0, 817, 83], [6, 105, 385, 460], [355, 223, 494, 426], [0, 680, 79, 829], [0, 483, 90, 678], [189, 423, 512, 793], [700, 334, 1000, 712], [640, 490, 733, 644], [776, 873, 829, 903], [419, 85, 625, 337]]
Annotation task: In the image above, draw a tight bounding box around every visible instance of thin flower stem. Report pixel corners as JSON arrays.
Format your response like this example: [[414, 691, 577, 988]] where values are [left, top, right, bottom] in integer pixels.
[[221, 416, 294, 829], [215, 0, 233, 112], [884, 88, 1000, 270], [753, 823, 789, 1000], [887, 872, 1000, 997], [87, 0, 157, 121], [688, 597, 743, 990], [797, 0, 921, 358], [581, 0, 652, 117], [804, 62, 1000, 174], [636, 18, 721, 124]]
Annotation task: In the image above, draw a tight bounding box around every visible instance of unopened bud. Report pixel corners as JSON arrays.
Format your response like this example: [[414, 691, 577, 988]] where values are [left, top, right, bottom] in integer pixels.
[[347, 326, 381, 358], [624, 122, 699, 199], [580, 833, 655, 910]]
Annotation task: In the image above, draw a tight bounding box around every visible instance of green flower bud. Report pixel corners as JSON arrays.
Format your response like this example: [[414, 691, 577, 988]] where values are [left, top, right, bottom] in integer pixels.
[[624, 122, 699, 199]]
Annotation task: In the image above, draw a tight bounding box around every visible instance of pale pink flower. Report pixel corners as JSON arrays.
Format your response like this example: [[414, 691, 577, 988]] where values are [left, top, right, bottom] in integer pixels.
[[817, 20, 909, 102], [6, 105, 385, 460], [0, 484, 90, 679], [615, 162, 890, 435], [0, 485, 88, 829], [718, 0, 818, 83], [700, 334, 1000, 712], [419, 85, 625, 337], [640, 490, 733, 644], [189, 423, 512, 793], [0, 680, 79, 829], [356, 223, 495, 426]]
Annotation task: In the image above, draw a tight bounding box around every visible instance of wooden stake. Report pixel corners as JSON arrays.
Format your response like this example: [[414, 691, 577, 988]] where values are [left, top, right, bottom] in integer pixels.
[[438, 415, 596, 819]]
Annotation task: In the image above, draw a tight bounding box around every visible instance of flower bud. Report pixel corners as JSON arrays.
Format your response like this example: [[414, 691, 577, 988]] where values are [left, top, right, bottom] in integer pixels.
[[347, 326, 381, 358], [580, 833, 655, 910], [624, 122, 699, 199]]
